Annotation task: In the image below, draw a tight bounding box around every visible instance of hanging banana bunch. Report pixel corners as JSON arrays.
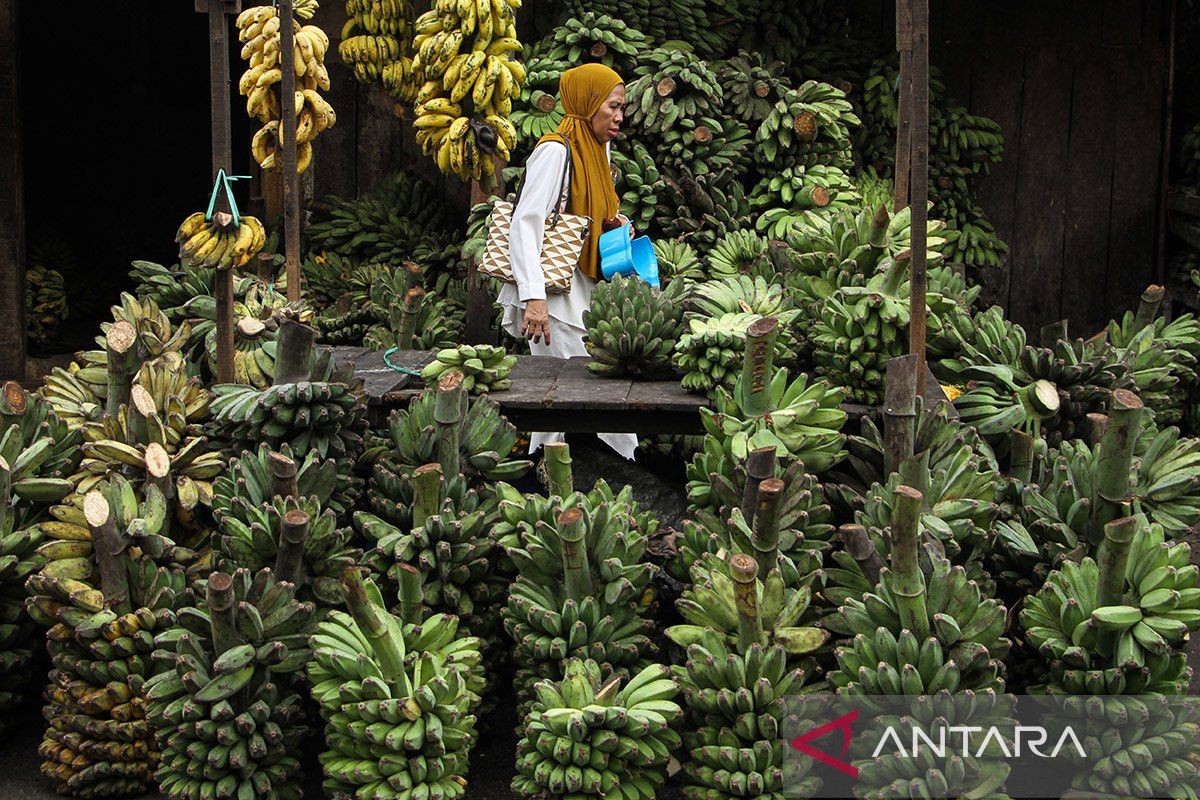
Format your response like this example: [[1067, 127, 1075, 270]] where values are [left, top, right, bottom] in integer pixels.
[[176, 210, 268, 270], [26, 263, 69, 347], [410, 0, 525, 184], [237, 3, 336, 174], [342, 0, 417, 99]]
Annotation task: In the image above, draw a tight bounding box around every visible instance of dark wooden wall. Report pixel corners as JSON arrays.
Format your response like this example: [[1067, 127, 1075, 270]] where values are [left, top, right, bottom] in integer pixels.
[[926, 0, 1171, 332], [0, 0, 24, 381]]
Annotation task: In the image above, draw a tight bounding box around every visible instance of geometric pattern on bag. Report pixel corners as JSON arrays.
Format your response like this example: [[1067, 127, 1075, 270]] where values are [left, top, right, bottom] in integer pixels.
[[477, 139, 589, 295]]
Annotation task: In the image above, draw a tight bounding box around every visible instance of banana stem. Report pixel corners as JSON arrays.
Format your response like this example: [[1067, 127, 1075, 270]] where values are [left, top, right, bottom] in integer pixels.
[[207, 572, 238, 657], [144, 443, 175, 516], [1008, 428, 1035, 484], [740, 446, 777, 527], [558, 508, 593, 602], [889, 485, 930, 641], [274, 319, 317, 386], [274, 509, 309, 587], [268, 451, 299, 500], [85, 490, 131, 615], [739, 317, 778, 419], [342, 567, 409, 692], [1096, 516, 1138, 608], [105, 320, 137, 416], [402, 261, 424, 294], [879, 254, 910, 298], [128, 385, 156, 446], [1, 380, 27, 418], [752, 478, 783, 576], [1092, 389, 1144, 544], [398, 288, 424, 350], [396, 563, 424, 625], [1085, 412, 1109, 447], [883, 355, 919, 476], [1039, 319, 1069, 348], [839, 524, 883, 586], [867, 203, 890, 248], [411, 463, 443, 530], [1132, 285, 1165, 334], [434, 371, 466, 477], [543, 442, 574, 499], [730, 553, 764, 654]]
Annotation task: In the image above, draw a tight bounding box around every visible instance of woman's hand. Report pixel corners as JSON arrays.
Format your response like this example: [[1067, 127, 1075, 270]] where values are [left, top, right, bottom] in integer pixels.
[[522, 299, 551, 346], [617, 213, 635, 238]]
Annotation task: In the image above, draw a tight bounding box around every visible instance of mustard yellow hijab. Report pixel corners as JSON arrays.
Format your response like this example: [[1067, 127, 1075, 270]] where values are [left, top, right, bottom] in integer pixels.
[[538, 63, 623, 280]]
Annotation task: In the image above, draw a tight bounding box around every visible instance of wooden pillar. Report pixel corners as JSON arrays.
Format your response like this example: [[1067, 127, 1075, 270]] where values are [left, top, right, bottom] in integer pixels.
[[0, 0, 26, 382], [198, 0, 242, 384], [898, 0, 930, 395], [893, 0, 913, 213], [279, 0, 302, 302]]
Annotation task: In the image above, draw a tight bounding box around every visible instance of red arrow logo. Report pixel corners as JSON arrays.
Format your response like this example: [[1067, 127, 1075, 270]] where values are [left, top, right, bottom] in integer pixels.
[[790, 709, 860, 778]]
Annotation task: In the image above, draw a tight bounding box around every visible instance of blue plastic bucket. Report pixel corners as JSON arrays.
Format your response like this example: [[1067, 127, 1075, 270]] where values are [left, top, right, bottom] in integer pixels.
[[599, 224, 660, 288]]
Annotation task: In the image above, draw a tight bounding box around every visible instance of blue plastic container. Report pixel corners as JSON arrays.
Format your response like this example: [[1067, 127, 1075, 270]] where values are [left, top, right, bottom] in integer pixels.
[[599, 223, 660, 288]]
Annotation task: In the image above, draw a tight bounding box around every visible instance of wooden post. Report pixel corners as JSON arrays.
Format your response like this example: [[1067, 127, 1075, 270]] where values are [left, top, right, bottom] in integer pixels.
[[905, 0, 930, 396], [197, 0, 242, 384], [278, 0, 302, 302], [893, 0, 913, 212], [466, 161, 506, 344], [0, 0, 25, 382], [883, 354, 919, 477]]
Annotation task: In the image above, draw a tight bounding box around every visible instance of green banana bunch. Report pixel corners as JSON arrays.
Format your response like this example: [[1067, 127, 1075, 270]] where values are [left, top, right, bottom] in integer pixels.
[[209, 348, 368, 463], [1019, 336, 1132, 445], [1022, 516, 1200, 694], [752, 164, 861, 238], [704, 230, 770, 281], [716, 50, 790, 123], [651, 239, 705, 288], [656, 116, 753, 179], [668, 554, 827, 656], [932, 104, 1004, 173], [673, 312, 764, 396], [306, 172, 456, 267], [610, 142, 660, 232], [299, 251, 356, 308], [811, 252, 956, 405], [307, 569, 482, 800], [315, 305, 386, 346], [513, 658, 681, 800], [625, 46, 722, 137], [673, 596, 820, 798], [658, 166, 753, 252], [375, 387, 531, 483], [828, 485, 1011, 692], [364, 273, 468, 353], [753, 80, 860, 168], [0, 382, 79, 507], [512, 53, 567, 147], [146, 567, 317, 800], [128, 258, 214, 328], [942, 212, 1009, 269], [26, 263, 69, 346], [80, 293, 195, 388], [213, 441, 358, 523], [421, 344, 516, 393], [686, 275, 797, 325], [583, 274, 684, 379], [853, 168, 893, 213], [27, 481, 192, 798], [501, 482, 658, 713], [1106, 290, 1200, 428], [543, 12, 649, 75], [0, 454, 46, 731], [1180, 120, 1200, 187], [931, 305, 1025, 384]]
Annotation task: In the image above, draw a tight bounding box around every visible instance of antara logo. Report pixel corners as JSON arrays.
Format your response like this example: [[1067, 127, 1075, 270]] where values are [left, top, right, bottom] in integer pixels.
[[789, 710, 859, 778], [871, 725, 1088, 759]]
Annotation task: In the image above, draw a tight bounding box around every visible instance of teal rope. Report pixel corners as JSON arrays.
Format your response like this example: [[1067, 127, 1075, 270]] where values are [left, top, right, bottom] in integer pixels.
[[382, 347, 424, 377], [205, 169, 252, 228]]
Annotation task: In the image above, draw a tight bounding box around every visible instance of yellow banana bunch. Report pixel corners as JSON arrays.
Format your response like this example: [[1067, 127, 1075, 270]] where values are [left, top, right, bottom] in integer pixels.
[[341, 0, 416, 93], [409, 0, 524, 183], [237, 5, 334, 174], [176, 211, 267, 270]]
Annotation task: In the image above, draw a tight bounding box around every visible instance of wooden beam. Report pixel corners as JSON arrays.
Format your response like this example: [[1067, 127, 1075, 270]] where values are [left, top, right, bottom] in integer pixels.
[[279, 0, 302, 302], [894, 0, 913, 212], [0, 0, 25, 381], [903, 0, 930, 395]]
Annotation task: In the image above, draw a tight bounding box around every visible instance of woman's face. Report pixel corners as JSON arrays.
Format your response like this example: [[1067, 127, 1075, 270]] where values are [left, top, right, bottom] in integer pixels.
[[590, 84, 626, 144]]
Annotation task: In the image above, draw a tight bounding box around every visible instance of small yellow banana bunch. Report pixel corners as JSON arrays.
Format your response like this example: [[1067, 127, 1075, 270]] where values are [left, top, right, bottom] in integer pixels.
[[176, 212, 267, 270], [409, 0, 525, 183], [340, 0, 416, 96], [237, 4, 335, 175]]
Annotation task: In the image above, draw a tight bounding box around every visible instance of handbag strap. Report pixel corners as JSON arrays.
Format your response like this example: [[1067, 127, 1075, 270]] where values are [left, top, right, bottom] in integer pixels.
[[514, 139, 572, 229]]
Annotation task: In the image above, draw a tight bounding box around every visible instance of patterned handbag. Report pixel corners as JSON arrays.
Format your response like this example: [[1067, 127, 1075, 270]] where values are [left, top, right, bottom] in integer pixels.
[[478, 141, 589, 294]]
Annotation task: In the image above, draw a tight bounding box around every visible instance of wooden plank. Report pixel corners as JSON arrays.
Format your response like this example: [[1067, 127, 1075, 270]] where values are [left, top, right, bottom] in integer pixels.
[[0, 0, 23, 381], [502, 355, 567, 409], [625, 380, 711, 412], [327, 346, 369, 371], [1105, 44, 1167, 319], [1102, 0, 1144, 46], [1007, 44, 1074, 329], [931, 0, 972, 106], [356, 84, 408, 194], [543, 357, 632, 410], [964, 1, 1023, 311], [1060, 47, 1118, 330], [500, 407, 705, 436], [309, 0, 358, 200]]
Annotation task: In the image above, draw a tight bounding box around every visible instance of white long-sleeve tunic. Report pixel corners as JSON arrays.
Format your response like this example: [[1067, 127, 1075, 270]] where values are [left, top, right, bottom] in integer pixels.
[[498, 140, 596, 336]]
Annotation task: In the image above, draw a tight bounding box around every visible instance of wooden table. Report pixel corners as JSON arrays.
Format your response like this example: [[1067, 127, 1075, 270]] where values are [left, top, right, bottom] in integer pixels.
[[328, 347, 953, 433]]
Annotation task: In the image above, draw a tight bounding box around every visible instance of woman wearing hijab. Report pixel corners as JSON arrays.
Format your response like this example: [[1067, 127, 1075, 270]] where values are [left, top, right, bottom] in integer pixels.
[[498, 63, 639, 460]]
